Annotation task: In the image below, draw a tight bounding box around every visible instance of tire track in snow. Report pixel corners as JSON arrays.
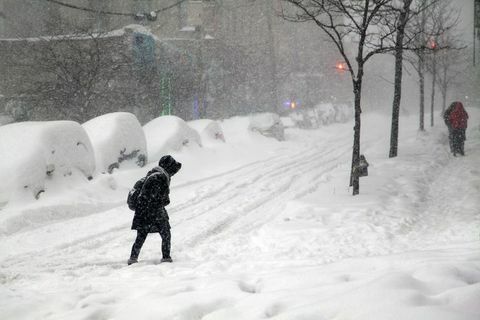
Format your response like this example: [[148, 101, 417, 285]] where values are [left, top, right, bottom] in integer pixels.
[[2, 128, 358, 275], [0, 137, 327, 271]]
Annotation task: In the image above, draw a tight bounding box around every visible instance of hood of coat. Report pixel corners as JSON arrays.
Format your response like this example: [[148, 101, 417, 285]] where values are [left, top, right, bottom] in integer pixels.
[[158, 155, 182, 176], [453, 101, 465, 113], [147, 166, 168, 177]]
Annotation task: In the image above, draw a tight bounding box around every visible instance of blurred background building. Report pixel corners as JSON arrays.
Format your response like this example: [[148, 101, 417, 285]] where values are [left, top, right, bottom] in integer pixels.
[[0, 0, 350, 123]]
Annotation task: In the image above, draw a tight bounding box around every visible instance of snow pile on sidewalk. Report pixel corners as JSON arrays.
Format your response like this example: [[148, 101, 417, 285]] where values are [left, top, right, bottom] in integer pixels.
[[83, 112, 147, 174], [144, 115, 201, 161], [0, 121, 95, 204]]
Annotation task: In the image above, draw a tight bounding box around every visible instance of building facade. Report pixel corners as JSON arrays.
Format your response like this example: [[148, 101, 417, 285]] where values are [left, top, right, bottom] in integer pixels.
[[0, 0, 348, 123]]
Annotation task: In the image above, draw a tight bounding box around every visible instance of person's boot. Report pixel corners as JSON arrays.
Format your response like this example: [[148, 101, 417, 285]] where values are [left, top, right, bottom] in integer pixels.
[[128, 257, 138, 265], [161, 257, 173, 263]]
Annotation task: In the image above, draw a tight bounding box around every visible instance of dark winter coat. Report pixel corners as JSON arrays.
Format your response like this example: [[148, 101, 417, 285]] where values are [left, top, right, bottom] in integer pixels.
[[131, 156, 182, 233]]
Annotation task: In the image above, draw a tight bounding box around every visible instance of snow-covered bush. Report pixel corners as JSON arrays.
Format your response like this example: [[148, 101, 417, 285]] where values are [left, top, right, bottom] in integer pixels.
[[188, 119, 225, 143], [248, 112, 284, 141], [82, 112, 147, 174], [0, 121, 95, 202], [144, 115, 202, 161]]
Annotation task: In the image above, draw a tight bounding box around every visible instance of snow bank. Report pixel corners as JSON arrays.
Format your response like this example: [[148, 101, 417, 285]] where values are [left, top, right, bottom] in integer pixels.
[[188, 119, 225, 143], [0, 121, 95, 202], [83, 112, 147, 174], [143, 115, 201, 161], [248, 113, 285, 141]]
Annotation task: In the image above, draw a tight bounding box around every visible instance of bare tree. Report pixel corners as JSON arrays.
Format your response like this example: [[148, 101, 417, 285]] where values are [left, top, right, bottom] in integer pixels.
[[404, 0, 459, 131], [385, 0, 414, 158], [280, 0, 398, 195], [6, 29, 132, 122], [423, 1, 462, 122], [434, 36, 467, 115]]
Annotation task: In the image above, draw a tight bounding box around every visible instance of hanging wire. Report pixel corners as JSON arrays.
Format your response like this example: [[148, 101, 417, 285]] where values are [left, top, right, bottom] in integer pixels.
[[44, 0, 187, 17]]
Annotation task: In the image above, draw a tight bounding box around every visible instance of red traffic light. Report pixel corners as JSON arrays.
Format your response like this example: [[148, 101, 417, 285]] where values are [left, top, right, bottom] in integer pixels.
[[336, 61, 348, 72]]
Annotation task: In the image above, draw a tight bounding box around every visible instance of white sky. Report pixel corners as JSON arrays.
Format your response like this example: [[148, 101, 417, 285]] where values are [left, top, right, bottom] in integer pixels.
[[455, 0, 475, 45]]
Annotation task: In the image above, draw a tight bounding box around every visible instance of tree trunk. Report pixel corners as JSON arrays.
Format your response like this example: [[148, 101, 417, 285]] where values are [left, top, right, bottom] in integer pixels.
[[350, 79, 362, 196], [430, 51, 436, 127], [418, 53, 425, 131], [441, 68, 447, 113], [389, 2, 410, 158]]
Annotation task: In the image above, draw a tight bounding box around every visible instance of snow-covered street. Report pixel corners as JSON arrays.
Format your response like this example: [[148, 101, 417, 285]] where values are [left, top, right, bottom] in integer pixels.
[[1, 111, 480, 320]]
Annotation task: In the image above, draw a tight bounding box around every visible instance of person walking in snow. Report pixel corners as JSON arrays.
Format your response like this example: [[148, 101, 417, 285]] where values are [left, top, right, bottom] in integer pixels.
[[443, 101, 469, 156], [128, 155, 182, 265]]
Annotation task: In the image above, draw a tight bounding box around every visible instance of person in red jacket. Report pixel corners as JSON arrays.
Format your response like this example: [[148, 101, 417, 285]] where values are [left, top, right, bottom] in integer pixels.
[[443, 101, 469, 156]]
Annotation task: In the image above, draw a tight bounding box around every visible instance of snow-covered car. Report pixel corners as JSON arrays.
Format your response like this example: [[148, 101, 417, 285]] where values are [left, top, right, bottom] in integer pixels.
[[289, 111, 312, 129], [315, 103, 337, 125], [188, 119, 225, 143], [0, 121, 95, 201], [83, 112, 147, 174], [248, 112, 285, 141], [143, 115, 202, 161], [280, 116, 296, 129]]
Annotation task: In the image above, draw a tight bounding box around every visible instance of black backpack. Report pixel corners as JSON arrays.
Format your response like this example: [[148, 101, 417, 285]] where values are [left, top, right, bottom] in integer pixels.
[[127, 177, 146, 211]]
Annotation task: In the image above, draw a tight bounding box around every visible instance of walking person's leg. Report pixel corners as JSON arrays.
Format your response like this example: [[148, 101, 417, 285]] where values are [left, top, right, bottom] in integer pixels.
[[448, 127, 454, 153], [159, 222, 172, 262], [129, 229, 148, 264], [459, 129, 466, 156], [452, 129, 462, 156]]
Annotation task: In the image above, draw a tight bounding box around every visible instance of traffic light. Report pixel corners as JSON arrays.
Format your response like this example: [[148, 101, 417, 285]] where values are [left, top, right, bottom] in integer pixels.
[[335, 61, 348, 72]]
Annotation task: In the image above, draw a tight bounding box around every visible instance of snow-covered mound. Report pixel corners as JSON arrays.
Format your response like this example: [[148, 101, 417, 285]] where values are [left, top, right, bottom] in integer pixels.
[[280, 116, 296, 128], [0, 121, 95, 202], [315, 103, 337, 125], [83, 112, 147, 174], [248, 112, 285, 141], [143, 115, 201, 161], [188, 119, 225, 143]]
